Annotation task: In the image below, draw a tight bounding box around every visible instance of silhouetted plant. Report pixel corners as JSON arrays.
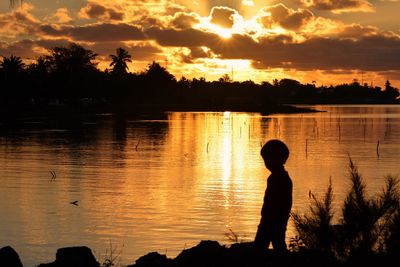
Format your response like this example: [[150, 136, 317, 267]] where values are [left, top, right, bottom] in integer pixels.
[[224, 228, 247, 244], [219, 74, 232, 83], [288, 236, 305, 252], [292, 158, 400, 262], [109, 48, 132, 76], [384, 80, 400, 99], [292, 178, 335, 253], [340, 158, 399, 258], [0, 55, 25, 80], [47, 43, 98, 75], [98, 242, 122, 267], [383, 207, 400, 255], [145, 61, 175, 82]]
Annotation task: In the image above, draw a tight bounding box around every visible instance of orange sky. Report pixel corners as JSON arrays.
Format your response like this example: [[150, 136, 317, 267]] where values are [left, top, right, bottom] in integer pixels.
[[0, 0, 399, 87]]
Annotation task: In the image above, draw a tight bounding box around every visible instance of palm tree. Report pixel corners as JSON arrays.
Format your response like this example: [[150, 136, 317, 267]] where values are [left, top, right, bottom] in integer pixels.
[[27, 56, 50, 89], [0, 54, 25, 80], [109, 48, 132, 75]]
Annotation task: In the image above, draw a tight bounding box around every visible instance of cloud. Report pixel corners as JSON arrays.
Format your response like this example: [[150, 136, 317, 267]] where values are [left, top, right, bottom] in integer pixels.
[[215, 34, 400, 71], [145, 27, 220, 47], [40, 23, 145, 42], [206, 0, 242, 11], [0, 38, 70, 58], [79, 2, 124, 21], [242, 1, 255, 7], [0, 3, 40, 39], [180, 47, 214, 63], [300, 0, 375, 14], [89, 41, 162, 61], [45, 8, 73, 24], [258, 4, 314, 31], [170, 12, 201, 29], [209, 6, 240, 28], [338, 23, 379, 38]]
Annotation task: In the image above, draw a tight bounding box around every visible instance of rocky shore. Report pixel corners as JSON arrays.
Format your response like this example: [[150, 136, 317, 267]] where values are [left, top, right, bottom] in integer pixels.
[[1, 240, 397, 267]]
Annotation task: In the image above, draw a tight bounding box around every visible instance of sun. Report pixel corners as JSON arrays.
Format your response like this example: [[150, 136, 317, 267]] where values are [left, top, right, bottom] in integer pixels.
[[208, 24, 233, 39], [195, 19, 233, 39]]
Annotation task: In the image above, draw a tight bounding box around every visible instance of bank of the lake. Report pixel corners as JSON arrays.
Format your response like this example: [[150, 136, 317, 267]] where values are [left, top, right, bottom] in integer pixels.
[[2, 241, 399, 267]]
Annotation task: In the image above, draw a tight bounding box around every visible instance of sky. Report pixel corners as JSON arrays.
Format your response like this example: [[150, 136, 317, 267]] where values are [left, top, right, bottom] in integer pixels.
[[0, 0, 399, 87]]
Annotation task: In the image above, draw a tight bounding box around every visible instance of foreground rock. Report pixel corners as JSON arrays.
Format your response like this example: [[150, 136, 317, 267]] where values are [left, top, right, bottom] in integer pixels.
[[128, 240, 338, 267], [4, 240, 398, 267], [38, 246, 99, 267], [0, 246, 23, 267]]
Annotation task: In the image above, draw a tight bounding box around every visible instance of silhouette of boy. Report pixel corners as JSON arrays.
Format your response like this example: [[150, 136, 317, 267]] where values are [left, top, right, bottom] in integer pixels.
[[254, 139, 292, 254]]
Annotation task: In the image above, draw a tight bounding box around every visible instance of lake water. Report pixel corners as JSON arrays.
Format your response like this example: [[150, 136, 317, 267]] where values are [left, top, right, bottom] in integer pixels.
[[1, 105, 400, 266]]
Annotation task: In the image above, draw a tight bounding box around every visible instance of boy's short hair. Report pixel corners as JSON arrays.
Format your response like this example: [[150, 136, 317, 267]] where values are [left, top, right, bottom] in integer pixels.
[[261, 139, 289, 165]]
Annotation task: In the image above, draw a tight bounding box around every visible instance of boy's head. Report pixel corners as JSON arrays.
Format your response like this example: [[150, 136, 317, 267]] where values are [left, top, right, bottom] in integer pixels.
[[261, 139, 289, 171]]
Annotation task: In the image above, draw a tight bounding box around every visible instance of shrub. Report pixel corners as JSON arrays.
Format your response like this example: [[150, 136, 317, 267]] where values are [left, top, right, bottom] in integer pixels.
[[292, 157, 400, 262]]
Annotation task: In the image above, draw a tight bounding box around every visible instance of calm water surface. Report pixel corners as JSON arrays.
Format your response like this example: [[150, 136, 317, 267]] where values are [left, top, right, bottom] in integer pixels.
[[1, 105, 399, 266]]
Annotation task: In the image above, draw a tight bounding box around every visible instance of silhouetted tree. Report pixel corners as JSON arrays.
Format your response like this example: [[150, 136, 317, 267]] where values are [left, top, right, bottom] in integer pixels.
[[43, 43, 99, 98], [28, 56, 50, 75], [109, 47, 132, 76], [47, 43, 98, 75], [0, 55, 25, 81], [145, 61, 175, 83], [219, 74, 232, 83], [26, 56, 51, 98], [384, 80, 400, 99]]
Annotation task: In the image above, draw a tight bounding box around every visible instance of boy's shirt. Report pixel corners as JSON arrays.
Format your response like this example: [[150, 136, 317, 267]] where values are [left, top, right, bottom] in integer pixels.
[[261, 170, 293, 222]]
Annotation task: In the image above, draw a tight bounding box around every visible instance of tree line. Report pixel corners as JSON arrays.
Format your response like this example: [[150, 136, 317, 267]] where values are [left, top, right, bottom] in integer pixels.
[[0, 43, 399, 112]]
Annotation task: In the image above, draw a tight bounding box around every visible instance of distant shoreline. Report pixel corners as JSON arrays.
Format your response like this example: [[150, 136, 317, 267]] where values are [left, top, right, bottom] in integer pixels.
[[0, 101, 321, 119]]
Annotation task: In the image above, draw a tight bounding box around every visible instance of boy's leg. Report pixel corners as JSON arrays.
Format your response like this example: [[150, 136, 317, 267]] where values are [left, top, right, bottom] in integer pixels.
[[254, 219, 271, 249], [271, 223, 288, 254]]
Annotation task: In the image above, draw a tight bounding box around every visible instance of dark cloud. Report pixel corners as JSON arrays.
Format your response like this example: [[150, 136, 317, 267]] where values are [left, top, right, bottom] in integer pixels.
[[259, 4, 314, 31], [170, 12, 200, 29], [0, 39, 35, 58], [209, 6, 238, 28], [79, 2, 124, 21], [89, 42, 162, 61], [202, 34, 400, 71], [0, 5, 40, 38], [300, 0, 374, 13], [338, 24, 378, 38], [0, 38, 70, 58], [190, 47, 210, 58], [181, 47, 213, 63], [145, 27, 220, 47], [40, 23, 145, 42], [206, 0, 242, 11], [133, 15, 166, 29]]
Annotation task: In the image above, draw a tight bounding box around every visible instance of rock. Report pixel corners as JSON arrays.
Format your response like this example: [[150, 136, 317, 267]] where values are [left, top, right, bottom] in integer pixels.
[[128, 252, 172, 267], [0, 246, 23, 267], [173, 240, 226, 267], [38, 246, 99, 267]]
